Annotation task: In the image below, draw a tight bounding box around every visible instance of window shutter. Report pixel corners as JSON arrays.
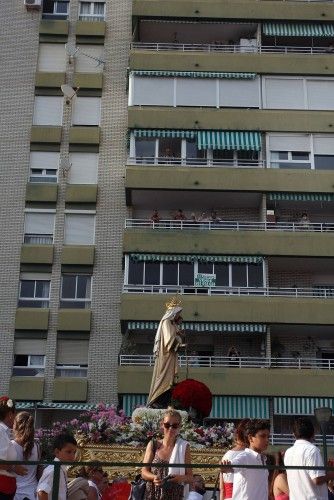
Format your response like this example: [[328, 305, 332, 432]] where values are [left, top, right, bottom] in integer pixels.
[[72, 97, 101, 125], [176, 78, 216, 107], [15, 339, 46, 355], [37, 44, 66, 72], [219, 78, 259, 108], [68, 153, 98, 184], [64, 214, 95, 244], [75, 45, 104, 73], [313, 135, 334, 155], [306, 80, 334, 111], [25, 212, 55, 235], [56, 339, 89, 364], [268, 134, 310, 152], [33, 96, 63, 125], [133, 77, 174, 106], [264, 78, 304, 110], [30, 152, 60, 170]]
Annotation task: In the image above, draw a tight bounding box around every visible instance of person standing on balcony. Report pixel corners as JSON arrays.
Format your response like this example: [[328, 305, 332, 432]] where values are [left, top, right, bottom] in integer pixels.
[[284, 417, 334, 500], [147, 298, 185, 408], [174, 209, 187, 221], [150, 209, 160, 224]]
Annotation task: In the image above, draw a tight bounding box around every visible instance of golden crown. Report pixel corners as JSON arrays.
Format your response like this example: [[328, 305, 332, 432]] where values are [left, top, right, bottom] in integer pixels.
[[165, 295, 182, 310]]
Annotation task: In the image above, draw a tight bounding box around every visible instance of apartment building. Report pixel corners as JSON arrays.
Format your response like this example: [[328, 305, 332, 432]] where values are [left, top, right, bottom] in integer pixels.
[[1, 0, 334, 435]]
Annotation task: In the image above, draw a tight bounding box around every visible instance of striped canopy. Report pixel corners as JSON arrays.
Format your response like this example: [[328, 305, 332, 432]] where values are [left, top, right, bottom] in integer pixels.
[[210, 396, 269, 419], [16, 402, 98, 410], [132, 70, 257, 79], [197, 131, 262, 151], [129, 254, 263, 264], [274, 397, 334, 415], [133, 129, 196, 139], [127, 321, 266, 333], [263, 22, 334, 37], [269, 192, 334, 202], [122, 394, 147, 416]]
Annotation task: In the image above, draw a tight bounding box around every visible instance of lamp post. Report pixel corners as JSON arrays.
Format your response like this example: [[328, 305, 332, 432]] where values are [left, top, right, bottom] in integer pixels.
[[314, 406, 332, 466]]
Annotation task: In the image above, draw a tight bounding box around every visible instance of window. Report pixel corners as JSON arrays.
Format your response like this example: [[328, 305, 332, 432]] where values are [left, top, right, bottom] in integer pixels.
[[68, 153, 98, 184], [60, 274, 92, 308], [37, 44, 66, 72], [219, 78, 259, 108], [29, 152, 59, 183], [75, 45, 104, 73], [132, 77, 174, 106], [56, 338, 89, 377], [270, 151, 311, 169], [79, 1, 105, 21], [24, 212, 55, 244], [18, 276, 50, 308], [72, 97, 101, 126], [64, 213, 95, 245], [134, 139, 156, 163], [314, 155, 334, 170], [158, 138, 181, 162], [33, 96, 63, 126], [42, 0, 69, 19], [13, 355, 45, 376]]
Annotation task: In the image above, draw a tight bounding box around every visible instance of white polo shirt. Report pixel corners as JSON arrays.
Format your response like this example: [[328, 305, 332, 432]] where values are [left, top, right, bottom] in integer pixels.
[[231, 448, 268, 500], [37, 457, 68, 500], [284, 439, 327, 500]]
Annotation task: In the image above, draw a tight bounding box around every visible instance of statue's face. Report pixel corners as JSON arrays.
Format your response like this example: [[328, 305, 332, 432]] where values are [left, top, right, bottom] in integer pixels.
[[174, 314, 182, 324]]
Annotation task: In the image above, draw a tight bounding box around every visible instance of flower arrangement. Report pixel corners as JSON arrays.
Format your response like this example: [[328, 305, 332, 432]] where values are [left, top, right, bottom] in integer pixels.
[[171, 379, 212, 418], [0, 396, 14, 408], [35, 402, 234, 457]]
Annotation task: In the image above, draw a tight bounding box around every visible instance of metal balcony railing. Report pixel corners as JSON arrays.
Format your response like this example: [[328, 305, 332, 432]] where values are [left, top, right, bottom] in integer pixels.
[[125, 219, 334, 233], [123, 284, 334, 298], [127, 157, 264, 168], [270, 434, 334, 445], [131, 42, 333, 55], [119, 354, 334, 370]]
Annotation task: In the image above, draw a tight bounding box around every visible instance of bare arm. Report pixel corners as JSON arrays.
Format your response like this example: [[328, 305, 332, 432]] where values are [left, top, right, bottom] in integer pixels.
[[0, 463, 27, 475], [37, 492, 48, 500], [141, 441, 162, 487], [274, 473, 289, 495]]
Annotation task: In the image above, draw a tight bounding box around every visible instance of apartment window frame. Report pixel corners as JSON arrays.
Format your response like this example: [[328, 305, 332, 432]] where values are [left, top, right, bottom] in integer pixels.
[[60, 274, 92, 309], [55, 364, 88, 377], [64, 210, 96, 245], [270, 150, 312, 170], [42, 0, 69, 19], [18, 277, 51, 308], [23, 209, 56, 245], [78, 1, 106, 21], [12, 355, 45, 377]]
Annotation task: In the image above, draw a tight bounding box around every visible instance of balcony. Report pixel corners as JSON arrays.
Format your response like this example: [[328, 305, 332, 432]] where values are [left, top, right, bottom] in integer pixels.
[[52, 378, 88, 401], [9, 377, 44, 401], [15, 308, 49, 330], [128, 156, 263, 168], [21, 244, 54, 265]]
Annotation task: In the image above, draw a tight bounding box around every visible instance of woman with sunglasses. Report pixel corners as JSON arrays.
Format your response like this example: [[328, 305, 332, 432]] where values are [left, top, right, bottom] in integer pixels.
[[141, 408, 193, 499]]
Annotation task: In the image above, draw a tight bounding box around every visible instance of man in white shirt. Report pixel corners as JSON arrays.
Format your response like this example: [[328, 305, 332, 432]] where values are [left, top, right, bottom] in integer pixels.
[[222, 419, 270, 500], [284, 417, 334, 500]]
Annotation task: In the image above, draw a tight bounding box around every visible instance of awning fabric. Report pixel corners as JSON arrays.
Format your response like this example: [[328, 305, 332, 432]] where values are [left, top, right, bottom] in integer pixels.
[[210, 396, 269, 419], [197, 131, 261, 151], [269, 192, 334, 202], [132, 70, 257, 80], [133, 129, 196, 139], [129, 254, 263, 264], [127, 321, 266, 333], [263, 22, 334, 37], [16, 402, 97, 410], [274, 397, 334, 416], [122, 394, 147, 416]]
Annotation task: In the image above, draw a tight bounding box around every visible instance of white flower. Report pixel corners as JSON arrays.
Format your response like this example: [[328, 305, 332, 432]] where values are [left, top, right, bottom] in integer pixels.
[[6, 399, 13, 408]]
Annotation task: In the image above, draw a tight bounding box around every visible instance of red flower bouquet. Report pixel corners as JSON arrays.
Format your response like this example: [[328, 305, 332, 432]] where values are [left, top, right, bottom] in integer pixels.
[[171, 379, 212, 418]]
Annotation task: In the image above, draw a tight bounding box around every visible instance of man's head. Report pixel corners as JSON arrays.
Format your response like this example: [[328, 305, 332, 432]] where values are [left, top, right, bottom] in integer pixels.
[[292, 417, 314, 441], [53, 433, 77, 462], [191, 474, 206, 494], [245, 419, 270, 453]]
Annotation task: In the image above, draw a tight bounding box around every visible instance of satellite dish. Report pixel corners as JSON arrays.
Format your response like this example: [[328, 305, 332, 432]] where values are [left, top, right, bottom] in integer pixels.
[[61, 84, 79, 104]]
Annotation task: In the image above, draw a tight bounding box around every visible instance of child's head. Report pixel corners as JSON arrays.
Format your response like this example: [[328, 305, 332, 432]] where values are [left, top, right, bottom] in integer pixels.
[[191, 474, 206, 494], [53, 433, 77, 462], [292, 417, 314, 440], [245, 419, 270, 453]]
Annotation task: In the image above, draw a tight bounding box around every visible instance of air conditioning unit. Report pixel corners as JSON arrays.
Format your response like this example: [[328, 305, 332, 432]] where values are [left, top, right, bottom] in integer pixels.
[[24, 0, 42, 10]]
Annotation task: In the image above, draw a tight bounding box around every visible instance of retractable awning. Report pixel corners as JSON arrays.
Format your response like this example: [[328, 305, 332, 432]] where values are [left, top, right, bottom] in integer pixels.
[[210, 396, 269, 419], [269, 192, 334, 202], [263, 22, 334, 37], [197, 131, 261, 151], [133, 129, 196, 139], [122, 394, 147, 416], [16, 402, 97, 410], [129, 254, 263, 264], [274, 397, 334, 415], [127, 321, 266, 333], [132, 70, 257, 79]]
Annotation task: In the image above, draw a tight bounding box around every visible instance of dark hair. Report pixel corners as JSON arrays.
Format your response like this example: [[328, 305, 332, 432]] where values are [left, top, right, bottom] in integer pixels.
[[53, 433, 77, 451], [269, 451, 285, 500], [0, 397, 15, 421], [235, 418, 251, 446], [292, 417, 314, 440], [245, 419, 270, 438], [13, 411, 35, 460]]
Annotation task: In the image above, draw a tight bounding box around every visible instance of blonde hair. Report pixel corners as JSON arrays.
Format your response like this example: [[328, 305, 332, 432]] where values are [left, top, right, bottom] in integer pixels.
[[13, 411, 35, 460], [162, 407, 182, 423]]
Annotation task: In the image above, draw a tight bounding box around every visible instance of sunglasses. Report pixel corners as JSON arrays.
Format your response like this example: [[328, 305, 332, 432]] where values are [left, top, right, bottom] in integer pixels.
[[163, 422, 180, 429]]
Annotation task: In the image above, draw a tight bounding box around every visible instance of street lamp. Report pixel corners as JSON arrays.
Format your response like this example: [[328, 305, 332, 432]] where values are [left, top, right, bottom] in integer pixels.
[[314, 406, 332, 466]]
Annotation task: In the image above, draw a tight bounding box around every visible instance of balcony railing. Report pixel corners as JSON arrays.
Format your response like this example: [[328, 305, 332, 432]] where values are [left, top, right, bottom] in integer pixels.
[[119, 354, 334, 369], [127, 157, 264, 168], [270, 434, 334, 445], [131, 42, 333, 55], [123, 284, 334, 298], [125, 219, 334, 233]]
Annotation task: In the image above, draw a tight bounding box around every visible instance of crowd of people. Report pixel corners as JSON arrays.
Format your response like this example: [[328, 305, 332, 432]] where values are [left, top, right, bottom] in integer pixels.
[[1, 396, 334, 500]]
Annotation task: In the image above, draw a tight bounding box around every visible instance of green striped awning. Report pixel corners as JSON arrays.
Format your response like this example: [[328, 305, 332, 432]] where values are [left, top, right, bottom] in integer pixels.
[[133, 129, 196, 139], [210, 396, 269, 419], [269, 192, 334, 202], [127, 321, 266, 333], [122, 394, 148, 416], [15, 402, 98, 410], [263, 22, 334, 37], [129, 254, 263, 264], [132, 70, 257, 80], [197, 131, 261, 151], [274, 397, 334, 416], [16, 402, 36, 409]]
